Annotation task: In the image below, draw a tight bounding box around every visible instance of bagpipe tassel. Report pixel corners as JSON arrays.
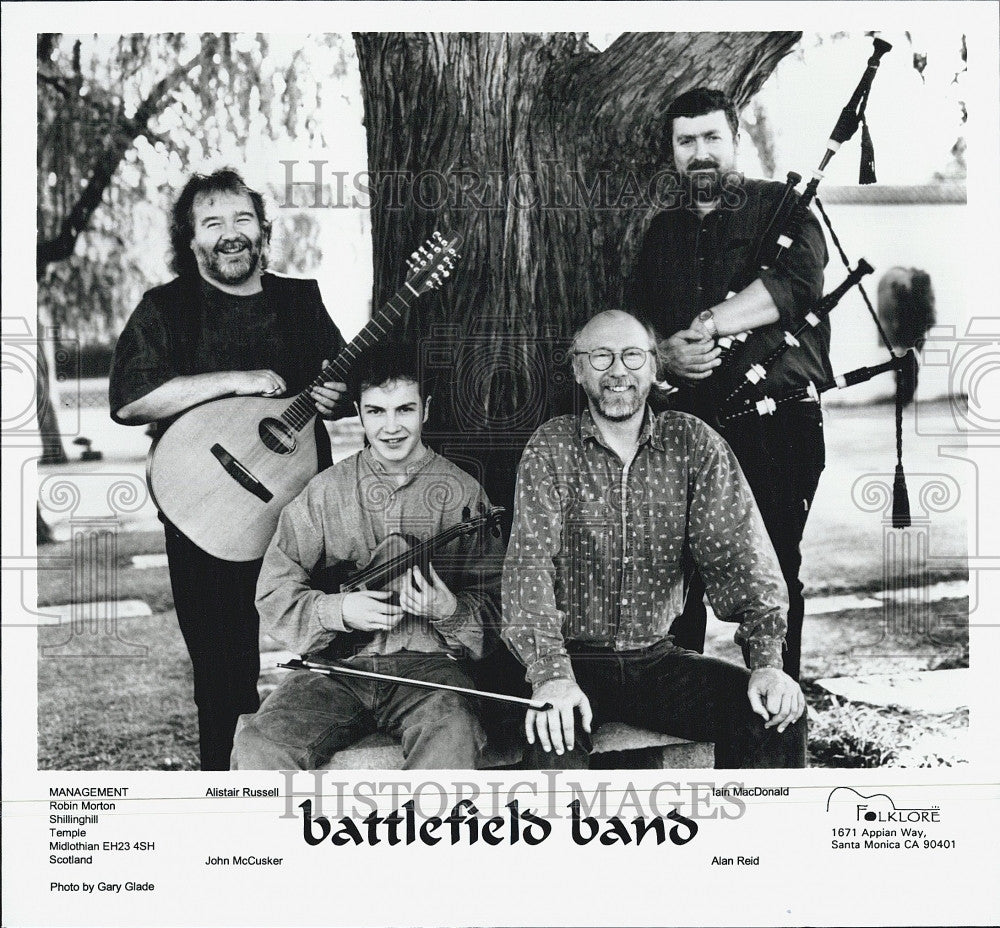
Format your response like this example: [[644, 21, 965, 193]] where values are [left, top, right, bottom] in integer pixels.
[[892, 462, 911, 528], [859, 118, 877, 184], [892, 361, 911, 528]]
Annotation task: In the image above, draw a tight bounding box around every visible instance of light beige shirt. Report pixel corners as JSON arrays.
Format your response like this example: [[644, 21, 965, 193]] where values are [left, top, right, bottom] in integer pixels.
[[257, 447, 503, 660]]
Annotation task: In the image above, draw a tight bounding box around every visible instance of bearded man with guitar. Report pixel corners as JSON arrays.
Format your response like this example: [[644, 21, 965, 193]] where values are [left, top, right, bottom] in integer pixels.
[[109, 168, 351, 770], [231, 353, 503, 770]]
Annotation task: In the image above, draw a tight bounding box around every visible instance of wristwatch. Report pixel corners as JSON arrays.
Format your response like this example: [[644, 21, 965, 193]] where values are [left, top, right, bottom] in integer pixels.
[[697, 309, 718, 339]]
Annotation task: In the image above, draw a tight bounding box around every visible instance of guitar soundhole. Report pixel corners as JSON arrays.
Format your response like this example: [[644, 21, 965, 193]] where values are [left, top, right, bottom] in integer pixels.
[[259, 418, 297, 455]]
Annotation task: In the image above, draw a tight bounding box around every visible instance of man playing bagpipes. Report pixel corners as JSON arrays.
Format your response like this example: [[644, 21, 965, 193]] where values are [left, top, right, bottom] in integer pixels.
[[626, 88, 829, 681]]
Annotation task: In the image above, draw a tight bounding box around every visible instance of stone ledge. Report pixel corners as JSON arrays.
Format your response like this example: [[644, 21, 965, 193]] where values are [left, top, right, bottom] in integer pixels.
[[322, 723, 713, 770]]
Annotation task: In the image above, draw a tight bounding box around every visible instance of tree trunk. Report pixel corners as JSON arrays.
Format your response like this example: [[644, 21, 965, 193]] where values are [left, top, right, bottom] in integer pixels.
[[354, 31, 800, 511]]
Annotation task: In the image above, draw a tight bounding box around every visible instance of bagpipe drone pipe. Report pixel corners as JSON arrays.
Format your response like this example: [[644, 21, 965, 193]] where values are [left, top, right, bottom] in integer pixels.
[[705, 36, 913, 528]]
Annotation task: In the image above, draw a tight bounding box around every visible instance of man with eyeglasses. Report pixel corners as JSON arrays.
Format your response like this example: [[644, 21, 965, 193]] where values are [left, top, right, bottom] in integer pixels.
[[501, 310, 806, 769]]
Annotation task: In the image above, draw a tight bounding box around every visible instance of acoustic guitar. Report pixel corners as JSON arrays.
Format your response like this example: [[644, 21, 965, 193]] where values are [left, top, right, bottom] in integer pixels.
[[147, 231, 462, 561]]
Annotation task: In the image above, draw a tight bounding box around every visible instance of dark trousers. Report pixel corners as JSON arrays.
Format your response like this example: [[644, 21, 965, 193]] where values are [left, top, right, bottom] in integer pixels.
[[164, 524, 262, 770], [522, 642, 806, 769], [670, 407, 825, 680]]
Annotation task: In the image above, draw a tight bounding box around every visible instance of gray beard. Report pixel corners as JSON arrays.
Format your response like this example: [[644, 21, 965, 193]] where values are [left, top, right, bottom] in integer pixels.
[[198, 241, 262, 286], [589, 384, 645, 422]]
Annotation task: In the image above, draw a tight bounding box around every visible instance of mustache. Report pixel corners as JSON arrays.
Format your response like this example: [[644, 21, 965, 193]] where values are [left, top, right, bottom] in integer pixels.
[[686, 159, 720, 171]]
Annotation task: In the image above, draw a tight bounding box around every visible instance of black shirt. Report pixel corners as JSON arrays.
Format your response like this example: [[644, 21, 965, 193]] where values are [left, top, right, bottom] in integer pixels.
[[625, 177, 831, 424], [109, 273, 347, 435]]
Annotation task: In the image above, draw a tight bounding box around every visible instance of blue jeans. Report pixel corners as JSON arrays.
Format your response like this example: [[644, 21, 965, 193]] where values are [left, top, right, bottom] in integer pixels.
[[231, 652, 485, 770]]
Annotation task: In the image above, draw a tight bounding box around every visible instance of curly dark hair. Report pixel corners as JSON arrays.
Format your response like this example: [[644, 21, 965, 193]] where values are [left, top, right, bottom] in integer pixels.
[[169, 168, 271, 278]]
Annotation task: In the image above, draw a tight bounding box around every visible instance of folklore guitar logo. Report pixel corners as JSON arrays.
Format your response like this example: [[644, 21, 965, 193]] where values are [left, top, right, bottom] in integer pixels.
[[826, 787, 941, 823]]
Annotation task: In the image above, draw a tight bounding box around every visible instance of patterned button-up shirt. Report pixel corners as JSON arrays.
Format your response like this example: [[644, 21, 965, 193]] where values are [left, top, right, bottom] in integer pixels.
[[257, 446, 503, 660], [501, 408, 788, 687]]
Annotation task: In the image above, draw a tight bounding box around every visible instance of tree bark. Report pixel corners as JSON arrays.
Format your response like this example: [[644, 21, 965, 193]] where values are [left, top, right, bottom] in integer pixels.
[[355, 31, 800, 510]]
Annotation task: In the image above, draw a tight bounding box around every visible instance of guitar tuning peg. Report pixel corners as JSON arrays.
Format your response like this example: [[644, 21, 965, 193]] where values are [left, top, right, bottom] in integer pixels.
[[462, 505, 471, 521], [491, 523, 502, 538], [411, 251, 420, 262], [440, 270, 450, 278], [433, 230, 444, 242]]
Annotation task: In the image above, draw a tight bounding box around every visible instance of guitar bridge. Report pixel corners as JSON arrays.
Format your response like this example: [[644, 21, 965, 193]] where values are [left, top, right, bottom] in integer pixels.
[[210, 443, 274, 503]]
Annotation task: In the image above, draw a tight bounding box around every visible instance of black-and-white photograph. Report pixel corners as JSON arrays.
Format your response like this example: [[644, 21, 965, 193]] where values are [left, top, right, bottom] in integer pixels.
[[30, 27, 973, 774], [5, 6, 999, 926]]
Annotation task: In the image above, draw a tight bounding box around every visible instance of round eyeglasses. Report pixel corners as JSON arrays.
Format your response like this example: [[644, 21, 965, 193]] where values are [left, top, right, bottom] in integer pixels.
[[573, 347, 654, 372]]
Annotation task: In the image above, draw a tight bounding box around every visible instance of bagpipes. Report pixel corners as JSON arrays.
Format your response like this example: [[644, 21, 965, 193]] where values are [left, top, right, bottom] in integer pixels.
[[720, 348, 918, 425], [711, 36, 913, 528]]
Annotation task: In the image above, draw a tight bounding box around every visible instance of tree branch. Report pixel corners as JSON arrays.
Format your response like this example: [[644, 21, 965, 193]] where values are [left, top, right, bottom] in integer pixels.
[[36, 37, 217, 277], [36, 68, 75, 98], [554, 31, 801, 121]]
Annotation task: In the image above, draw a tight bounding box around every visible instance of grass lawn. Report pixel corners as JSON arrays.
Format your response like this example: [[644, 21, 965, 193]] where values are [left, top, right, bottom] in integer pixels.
[[38, 611, 200, 770], [37, 530, 175, 615]]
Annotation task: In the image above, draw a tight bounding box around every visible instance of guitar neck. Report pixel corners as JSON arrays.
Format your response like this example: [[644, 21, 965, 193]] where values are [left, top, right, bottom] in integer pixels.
[[278, 286, 417, 432]]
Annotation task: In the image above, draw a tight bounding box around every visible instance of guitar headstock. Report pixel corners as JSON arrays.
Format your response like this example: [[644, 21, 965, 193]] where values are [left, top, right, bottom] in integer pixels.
[[405, 230, 463, 295]]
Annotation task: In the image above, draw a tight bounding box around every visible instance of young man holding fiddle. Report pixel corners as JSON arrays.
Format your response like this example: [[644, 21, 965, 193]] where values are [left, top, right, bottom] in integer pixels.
[[232, 355, 504, 770]]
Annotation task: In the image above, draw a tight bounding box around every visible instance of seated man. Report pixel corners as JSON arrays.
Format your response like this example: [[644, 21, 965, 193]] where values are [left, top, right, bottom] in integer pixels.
[[502, 310, 807, 769], [233, 354, 503, 770]]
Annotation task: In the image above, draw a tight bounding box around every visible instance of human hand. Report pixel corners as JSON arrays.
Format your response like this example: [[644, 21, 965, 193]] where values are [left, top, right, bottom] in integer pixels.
[[688, 314, 715, 342], [398, 564, 458, 621], [747, 667, 806, 733], [525, 678, 593, 755], [234, 369, 287, 397], [341, 590, 404, 632], [660, 330, 721, 381], [310, 360, 347, 417]]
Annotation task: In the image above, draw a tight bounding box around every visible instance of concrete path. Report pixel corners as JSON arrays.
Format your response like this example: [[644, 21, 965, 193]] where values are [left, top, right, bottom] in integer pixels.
[[816, 667, 968, 713]]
